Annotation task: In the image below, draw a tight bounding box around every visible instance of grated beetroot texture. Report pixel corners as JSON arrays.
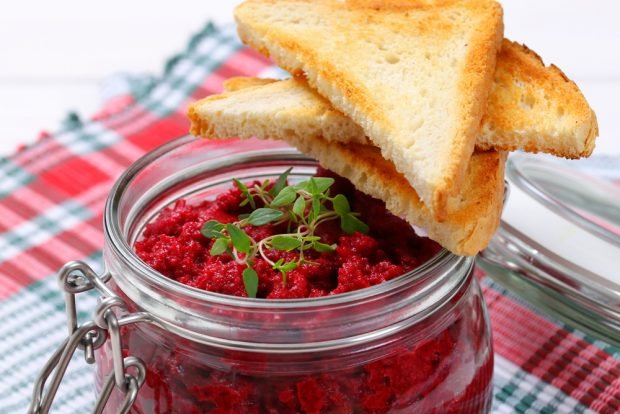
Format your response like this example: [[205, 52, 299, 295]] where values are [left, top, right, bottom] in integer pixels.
[[111, 169, 492, 414], [134, 168, 441, 299]]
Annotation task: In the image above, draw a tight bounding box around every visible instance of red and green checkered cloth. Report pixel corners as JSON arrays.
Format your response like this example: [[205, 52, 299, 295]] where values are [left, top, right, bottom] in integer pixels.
[[0, 23, 618, 413]]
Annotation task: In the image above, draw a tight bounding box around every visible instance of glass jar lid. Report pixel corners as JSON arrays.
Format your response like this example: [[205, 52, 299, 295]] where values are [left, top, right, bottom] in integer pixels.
[[478, 153, 620, 346]]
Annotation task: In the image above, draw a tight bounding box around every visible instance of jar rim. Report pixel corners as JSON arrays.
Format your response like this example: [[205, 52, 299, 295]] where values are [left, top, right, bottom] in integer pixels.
[[104, 136, 458, 310]]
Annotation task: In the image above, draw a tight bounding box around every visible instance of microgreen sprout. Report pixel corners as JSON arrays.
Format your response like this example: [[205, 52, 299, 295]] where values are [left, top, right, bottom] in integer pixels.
[[200, 168, 369, 297]]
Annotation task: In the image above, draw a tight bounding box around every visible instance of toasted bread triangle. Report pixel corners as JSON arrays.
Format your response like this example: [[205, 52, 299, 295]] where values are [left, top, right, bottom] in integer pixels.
[[234, 0, 504, 220]]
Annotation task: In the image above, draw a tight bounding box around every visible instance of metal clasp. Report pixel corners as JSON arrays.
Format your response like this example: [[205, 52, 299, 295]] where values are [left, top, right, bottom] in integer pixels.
[[28, 261, 152, 414]]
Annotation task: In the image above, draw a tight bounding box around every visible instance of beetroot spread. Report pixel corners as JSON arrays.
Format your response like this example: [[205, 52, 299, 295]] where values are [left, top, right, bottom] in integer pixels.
[[116, 169, 492, 414], [135, 168, 440, 298]]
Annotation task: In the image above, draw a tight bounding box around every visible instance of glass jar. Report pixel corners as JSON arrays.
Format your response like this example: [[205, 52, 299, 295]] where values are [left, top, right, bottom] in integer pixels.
[[96, 137, 493, 413]]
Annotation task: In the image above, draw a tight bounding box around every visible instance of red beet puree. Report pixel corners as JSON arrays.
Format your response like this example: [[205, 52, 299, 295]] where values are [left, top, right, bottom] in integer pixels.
[[118, 169, 492, 414], [135, 168, 441, 298]]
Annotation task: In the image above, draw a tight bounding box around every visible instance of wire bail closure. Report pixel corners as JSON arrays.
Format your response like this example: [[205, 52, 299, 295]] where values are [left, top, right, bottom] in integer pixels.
[[28, 261, 152, 414]]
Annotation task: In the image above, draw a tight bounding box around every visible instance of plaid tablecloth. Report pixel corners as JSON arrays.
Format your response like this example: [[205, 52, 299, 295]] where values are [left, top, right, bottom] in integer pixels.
[[0, 23, 618, 414]]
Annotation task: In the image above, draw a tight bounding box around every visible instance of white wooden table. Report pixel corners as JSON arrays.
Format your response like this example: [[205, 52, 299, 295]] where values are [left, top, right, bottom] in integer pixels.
[[1, 0, 619, 156]]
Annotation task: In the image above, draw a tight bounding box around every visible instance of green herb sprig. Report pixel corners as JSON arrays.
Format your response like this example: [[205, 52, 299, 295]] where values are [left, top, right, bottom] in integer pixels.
[[200, 169, 369, 298]]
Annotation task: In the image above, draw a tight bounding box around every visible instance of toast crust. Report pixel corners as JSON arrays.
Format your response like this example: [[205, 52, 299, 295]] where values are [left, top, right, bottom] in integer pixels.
[[435, 0, 504, 221], [223, 77, 276, 91], [234, 0, 504, 221]]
